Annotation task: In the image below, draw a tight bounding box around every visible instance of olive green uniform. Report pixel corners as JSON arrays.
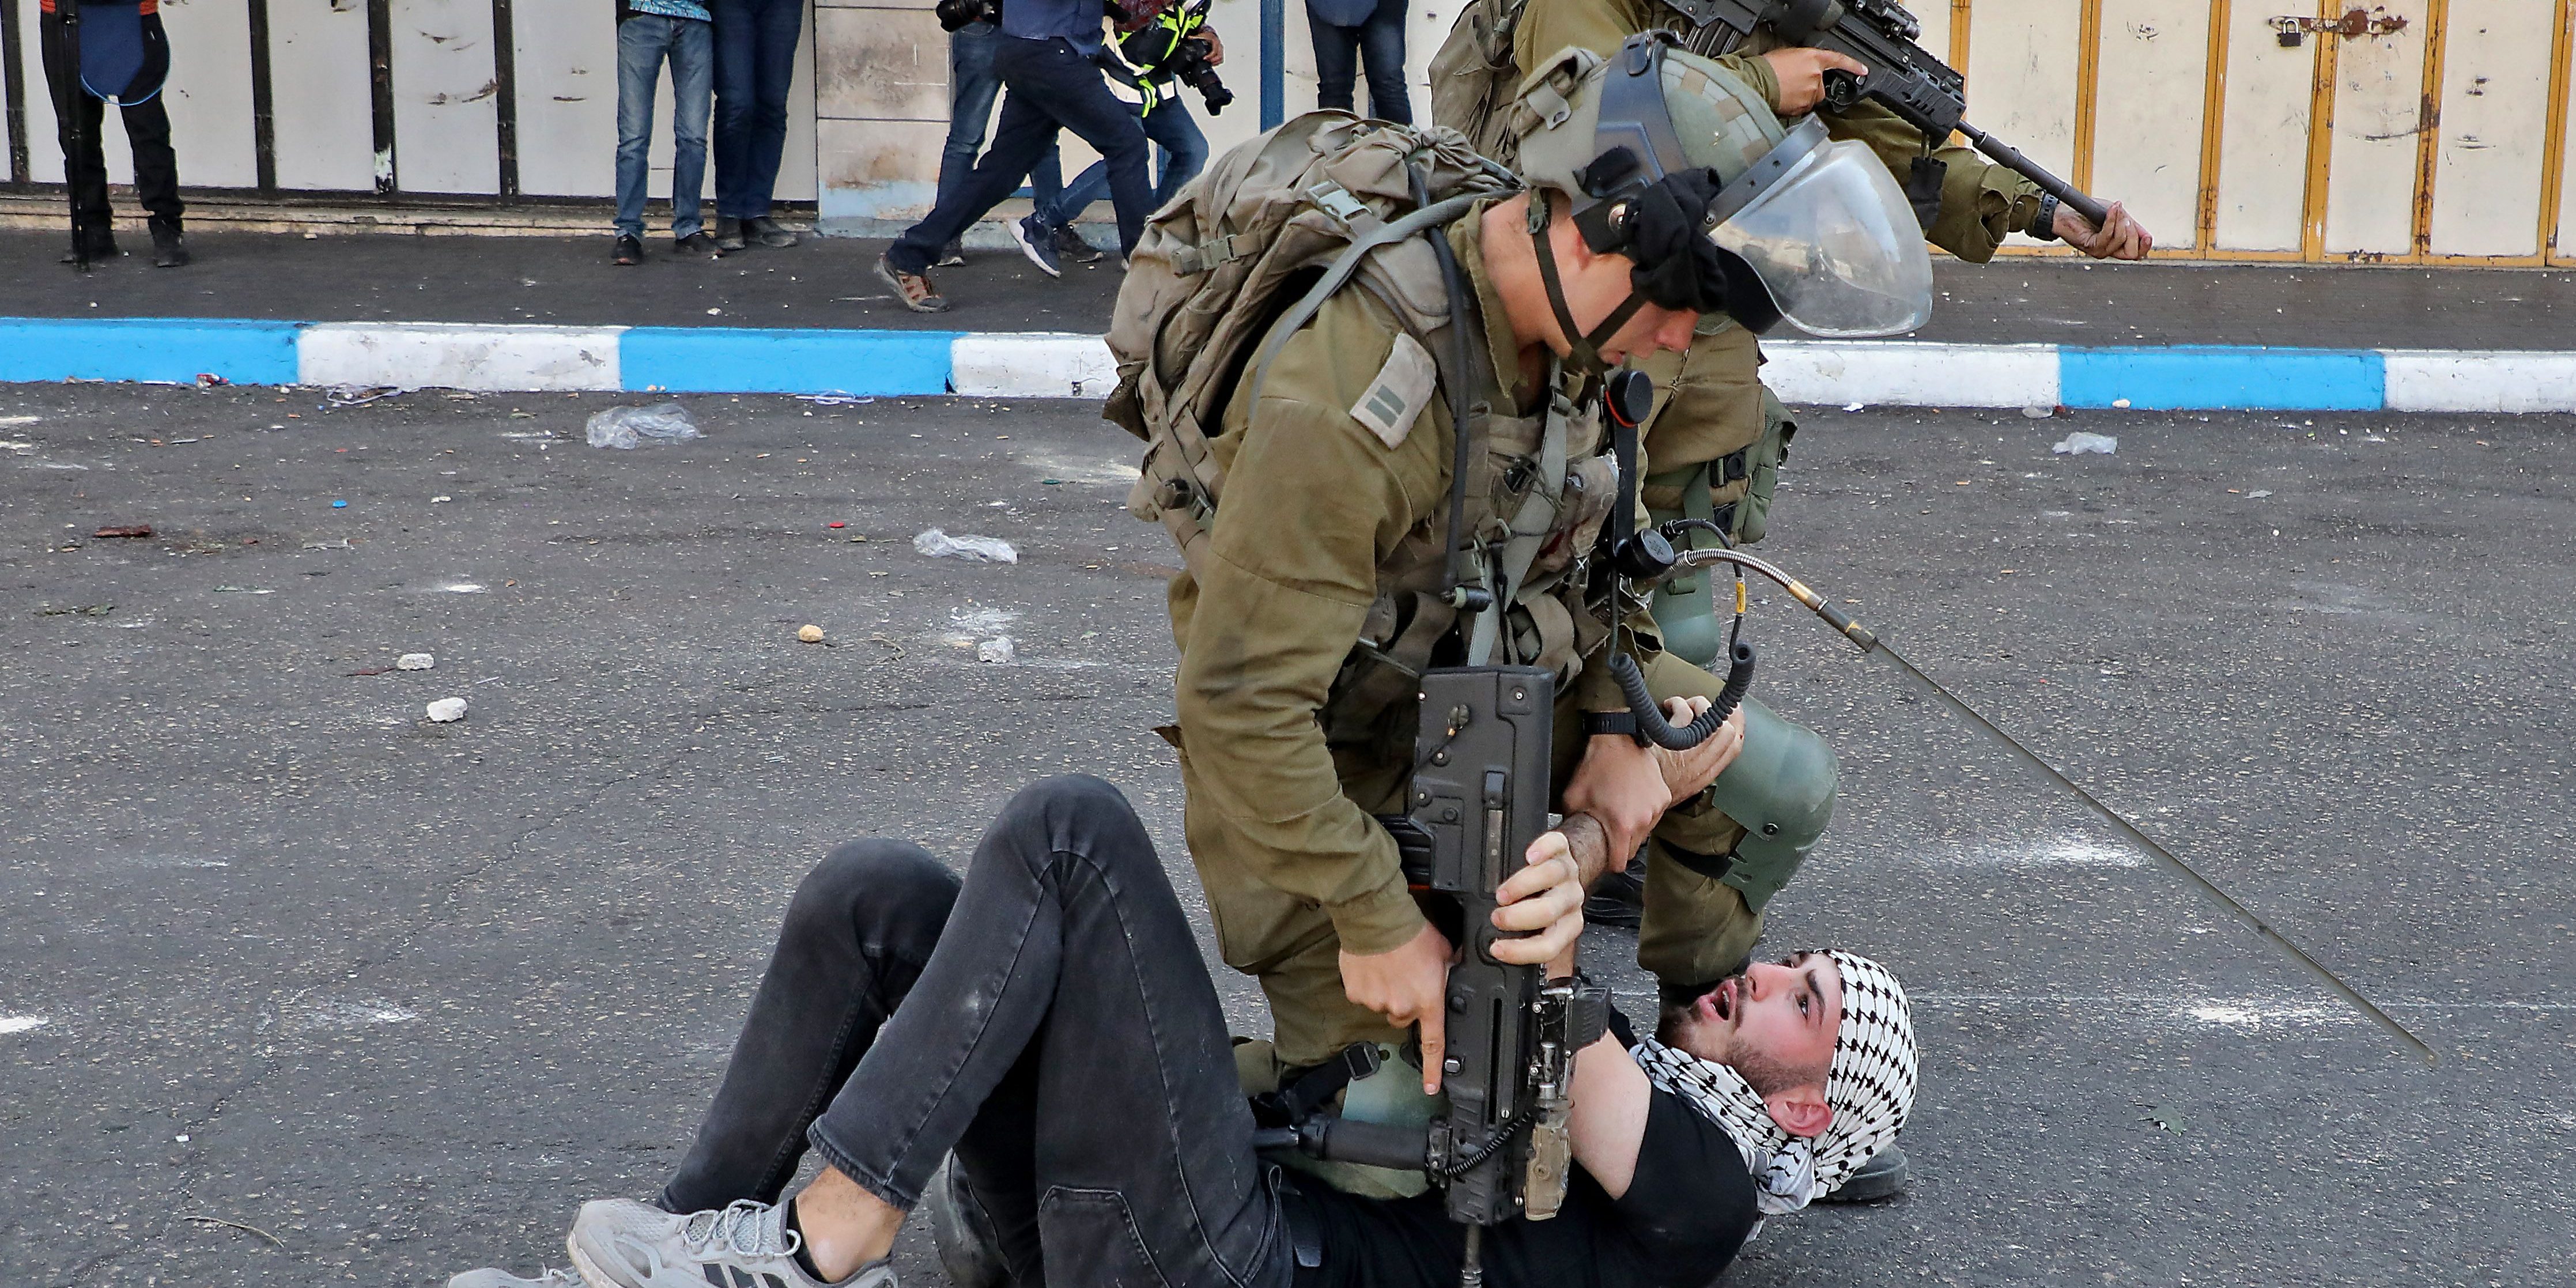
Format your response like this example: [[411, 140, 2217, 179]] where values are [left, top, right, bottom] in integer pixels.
[[1166, 207, 1757, 1071], [1513, 0, 2048, 516]]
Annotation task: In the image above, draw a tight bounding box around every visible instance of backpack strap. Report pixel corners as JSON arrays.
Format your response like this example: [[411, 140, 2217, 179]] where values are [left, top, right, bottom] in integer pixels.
[[1245, 191, 1491, 409]]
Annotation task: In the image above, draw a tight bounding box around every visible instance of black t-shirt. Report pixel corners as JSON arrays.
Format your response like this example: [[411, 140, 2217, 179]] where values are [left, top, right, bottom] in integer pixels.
[[1293, 1090, 1758, 1288]]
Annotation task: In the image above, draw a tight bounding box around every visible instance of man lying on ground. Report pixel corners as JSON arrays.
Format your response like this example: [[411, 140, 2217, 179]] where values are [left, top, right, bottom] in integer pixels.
[[447, 775, 1918, 1288]]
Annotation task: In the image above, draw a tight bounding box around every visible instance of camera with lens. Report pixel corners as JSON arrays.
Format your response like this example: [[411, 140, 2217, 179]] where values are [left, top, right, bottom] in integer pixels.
[[1166, 35, 1232, 114], [935, 0, 1000, 33]]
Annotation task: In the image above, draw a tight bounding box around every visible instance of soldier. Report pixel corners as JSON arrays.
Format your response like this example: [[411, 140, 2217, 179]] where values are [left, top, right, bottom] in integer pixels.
[[1109, 37, 1936, 1204], [1427, 5, 2150, 1198]]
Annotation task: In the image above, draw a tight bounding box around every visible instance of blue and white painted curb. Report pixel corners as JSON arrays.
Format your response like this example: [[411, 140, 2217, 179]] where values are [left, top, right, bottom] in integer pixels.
[[5, 317, 2574, 413]]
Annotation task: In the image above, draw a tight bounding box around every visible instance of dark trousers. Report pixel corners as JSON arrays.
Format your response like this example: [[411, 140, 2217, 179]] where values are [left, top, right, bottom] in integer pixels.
[[709, 0, 804, 220], [659, 777, 1290, 1288], [938, 22, 1063, 216], [1309, 0, 1412, 124], [887, 36, 1152, 274], [39, 13, 182, 244]]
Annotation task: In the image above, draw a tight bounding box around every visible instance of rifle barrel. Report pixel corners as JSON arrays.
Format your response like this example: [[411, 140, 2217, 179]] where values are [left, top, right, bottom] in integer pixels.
[[1955, 123, 2110, 229]]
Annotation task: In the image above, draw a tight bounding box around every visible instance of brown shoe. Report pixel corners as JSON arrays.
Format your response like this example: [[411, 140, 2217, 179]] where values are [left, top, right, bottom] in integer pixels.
[[877, 255, 949, 313]]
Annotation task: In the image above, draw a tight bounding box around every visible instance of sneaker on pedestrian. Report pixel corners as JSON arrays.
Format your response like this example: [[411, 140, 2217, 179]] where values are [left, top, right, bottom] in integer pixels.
[[567, 1196, 894, 1288], [713, 217, 747, 253], [1051, 222, 1103, 265], [1008, 215, 1062, 278], [613, 233, 645, 266], [674, 231, 719, 256], [149, 221, 190, 268], [936, 237, 967, 267], [746, 216, 800, 248], [1818, 1143, 1910, 1203], [877, 255, 950, 313], [448, 1266, 582, 1288]]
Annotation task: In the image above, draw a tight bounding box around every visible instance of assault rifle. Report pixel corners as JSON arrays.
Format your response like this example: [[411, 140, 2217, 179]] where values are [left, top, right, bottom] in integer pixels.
[[1665, 0, 2111, 227]]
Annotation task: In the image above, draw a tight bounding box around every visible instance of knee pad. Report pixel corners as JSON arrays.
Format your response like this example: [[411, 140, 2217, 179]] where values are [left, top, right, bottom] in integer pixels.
[[1699, 696, 1836, 915]]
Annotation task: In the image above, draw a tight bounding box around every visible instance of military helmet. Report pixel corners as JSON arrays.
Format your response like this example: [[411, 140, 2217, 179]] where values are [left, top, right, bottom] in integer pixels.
[[1512, 40, 1786, 205], [1504, 33, 1936, 340]]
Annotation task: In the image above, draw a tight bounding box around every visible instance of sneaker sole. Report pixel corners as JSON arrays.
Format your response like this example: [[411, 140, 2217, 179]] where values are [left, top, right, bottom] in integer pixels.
[[564, 1232, 622, 1288], [876, 260, 949, 313], [1007, 220, 1062, 279]]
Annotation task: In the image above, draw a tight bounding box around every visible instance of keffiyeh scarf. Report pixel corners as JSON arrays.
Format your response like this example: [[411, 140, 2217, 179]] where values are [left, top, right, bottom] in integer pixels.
[[1630, 950, 1920, 1219]]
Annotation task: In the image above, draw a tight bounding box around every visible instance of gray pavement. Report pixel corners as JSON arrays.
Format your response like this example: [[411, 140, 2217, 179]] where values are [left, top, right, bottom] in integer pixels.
[[3, 385, 2570, 1287], [6, 227, 2575, 348]]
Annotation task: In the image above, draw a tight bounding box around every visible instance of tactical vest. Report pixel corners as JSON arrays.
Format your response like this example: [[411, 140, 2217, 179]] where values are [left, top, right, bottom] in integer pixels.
[[1106, 115, 1625, 756]]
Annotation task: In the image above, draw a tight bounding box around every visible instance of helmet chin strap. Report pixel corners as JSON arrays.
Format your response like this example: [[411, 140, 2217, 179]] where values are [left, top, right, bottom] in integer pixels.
[[1528, 191, 1646, 377]]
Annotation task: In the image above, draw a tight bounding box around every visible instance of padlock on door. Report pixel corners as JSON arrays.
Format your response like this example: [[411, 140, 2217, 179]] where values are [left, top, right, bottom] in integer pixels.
[[2270, 7, 2410, 47]]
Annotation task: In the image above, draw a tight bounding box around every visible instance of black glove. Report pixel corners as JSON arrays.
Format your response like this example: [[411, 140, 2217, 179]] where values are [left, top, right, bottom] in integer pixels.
[[1622, 168, 1733, 315]]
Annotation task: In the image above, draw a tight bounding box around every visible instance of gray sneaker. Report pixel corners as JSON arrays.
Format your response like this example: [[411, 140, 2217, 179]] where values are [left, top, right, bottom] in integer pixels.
[[450, 1268, 581, 1288], [567, 1197, 894, 1288], [1818, 1143, 1910, 1202], [923, 1157, 1012, 1288]]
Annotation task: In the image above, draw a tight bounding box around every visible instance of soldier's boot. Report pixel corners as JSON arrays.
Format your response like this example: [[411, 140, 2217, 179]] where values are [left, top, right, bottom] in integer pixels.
[[150, 218, 189, 268], [1818, 1143, 1910, 1202], [923, 1155, 1013, 1288]]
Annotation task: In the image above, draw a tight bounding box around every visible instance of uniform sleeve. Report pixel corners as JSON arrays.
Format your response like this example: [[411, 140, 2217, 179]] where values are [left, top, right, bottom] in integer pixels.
[[1815, 101, 2042, 263], [1512, 0, 1785, 112], [1174, 320, 1448, 956]]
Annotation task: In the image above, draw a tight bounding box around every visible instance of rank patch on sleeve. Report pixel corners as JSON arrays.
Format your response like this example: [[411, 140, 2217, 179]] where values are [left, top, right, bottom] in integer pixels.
[[1350, 333, 1438, 449]]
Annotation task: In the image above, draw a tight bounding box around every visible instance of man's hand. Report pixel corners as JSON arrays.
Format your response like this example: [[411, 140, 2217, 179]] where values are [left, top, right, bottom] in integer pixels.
[[1652, 697, 1745, 802], [1761, 47, 1867, 115], [1200, 27, 1225, 65], [1495, 832, 1589, 973], [1563, 697, 1744, 863], [1342, 923, 1455, 1094], [2057, 199, 2151, 260]]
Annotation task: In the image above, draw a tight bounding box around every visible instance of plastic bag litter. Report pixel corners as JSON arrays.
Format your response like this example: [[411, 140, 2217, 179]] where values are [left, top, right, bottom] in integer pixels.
[[913, 528, 1019, 563], [586, 403, 701, 449], [977, 637, 1015, 664], [2052, 432, 2118, 456]]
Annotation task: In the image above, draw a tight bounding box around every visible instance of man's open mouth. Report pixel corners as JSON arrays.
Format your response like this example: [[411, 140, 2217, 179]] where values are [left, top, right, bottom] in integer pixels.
[[1710, 976, 1742, 1025]]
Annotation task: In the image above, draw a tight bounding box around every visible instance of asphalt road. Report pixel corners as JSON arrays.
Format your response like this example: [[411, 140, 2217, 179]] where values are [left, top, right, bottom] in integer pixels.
[[3, 384, 2569, 1287]]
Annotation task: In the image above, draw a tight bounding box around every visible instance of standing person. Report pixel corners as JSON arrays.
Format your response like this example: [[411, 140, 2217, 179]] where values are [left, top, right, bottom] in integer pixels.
[[39, 0, 186, 267], [708, 0, 806, 252], [1015, 13, 1222, 274], [612, 0, 716, 266], [1305, 0, 1410, 123], [932, 0, 1067, 268], [875, 0, 1152, 313]]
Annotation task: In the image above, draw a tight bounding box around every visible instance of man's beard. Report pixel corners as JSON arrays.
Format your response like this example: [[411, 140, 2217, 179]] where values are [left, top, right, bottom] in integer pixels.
[[1658, 973, 1811, 1098]]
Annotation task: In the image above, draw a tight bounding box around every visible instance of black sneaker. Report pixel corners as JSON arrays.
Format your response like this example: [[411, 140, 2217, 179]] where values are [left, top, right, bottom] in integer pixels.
[[745, 216, 800, 248], [1818, 1144, 1910, 1202], [713, 216, 747, 253], [59, 236, 119, 265], [1052, 222, 1104, 265], [674, 231, 719, 256], [612, 233, 644, 266], [150, 222, 190, 268], [936, 237, 967, 267], [1008, 214, 1062, 279], [1584, 852, 1647, 930]]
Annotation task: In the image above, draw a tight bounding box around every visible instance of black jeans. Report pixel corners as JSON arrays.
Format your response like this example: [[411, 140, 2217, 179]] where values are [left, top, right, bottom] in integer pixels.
[[1308, 0, 1411, 124], [660, 777, 1290, 1288], [39, 13, 182, 241], [887, 36, 1153, 274]]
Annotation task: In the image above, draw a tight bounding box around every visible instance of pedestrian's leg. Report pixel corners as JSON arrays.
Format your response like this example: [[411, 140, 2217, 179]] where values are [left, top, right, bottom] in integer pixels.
[[1146, 103, 1208, 206], [1309, 19, 1359, 114], [1028, 142, 1064, 220], [1039, 160, 1109, 231], [809, 777, 1288, 1288], [120, 98, 182, 231], [937, 25, 1005, 207], [885, 44, 1068, 275], [742, 0, 804, 221], [657, 842, 962, 1213], [612, 17, 663, 240], [1358, 0, 1412, 124], [1031, 44, 1150, 255], [668, 20, 716, 240]]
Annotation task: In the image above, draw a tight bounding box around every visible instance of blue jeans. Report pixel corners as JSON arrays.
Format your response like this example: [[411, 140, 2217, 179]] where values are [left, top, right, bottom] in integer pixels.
[[1309, 0, 1412, 123], [615, 16, 713, 240], [939, 22, 1062, 216], [1036, 98, 1205, 229], [889, 36, 1153, 273], [709, 0, 803, 220]]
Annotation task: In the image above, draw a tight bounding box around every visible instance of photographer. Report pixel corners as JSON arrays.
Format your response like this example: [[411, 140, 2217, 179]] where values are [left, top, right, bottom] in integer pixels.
[[1014, 0, 1224, 276], [879, 0, 1153, 312], [932, 0, 1066, 269]]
